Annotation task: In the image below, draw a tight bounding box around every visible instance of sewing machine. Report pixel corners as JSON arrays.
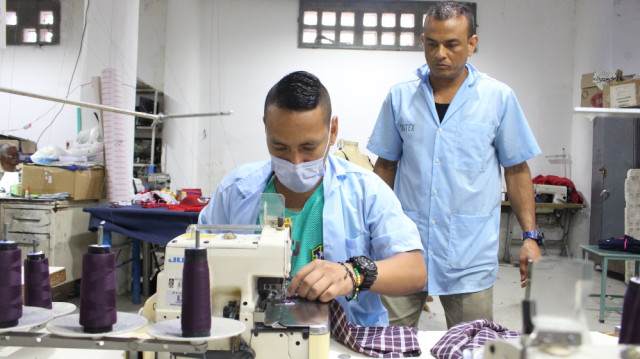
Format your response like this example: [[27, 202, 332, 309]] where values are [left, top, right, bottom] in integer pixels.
[[481, 257, 637, 359], [147, 172, 171, 190], [147, 194, 331, 359], [534, 184, 568, 204]]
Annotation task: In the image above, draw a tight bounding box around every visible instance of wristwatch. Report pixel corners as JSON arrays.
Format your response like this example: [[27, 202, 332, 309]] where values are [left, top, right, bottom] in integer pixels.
[[522, 228, 545, 246], [347, 256, 378, 291]]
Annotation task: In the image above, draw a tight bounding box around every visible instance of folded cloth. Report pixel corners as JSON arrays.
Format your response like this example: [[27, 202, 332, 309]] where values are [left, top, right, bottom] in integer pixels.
[[330, 300, 421, 358], [430, 319, 520, 359], [140, 201, 206, 212], [599, 235, 640, 254], [166, 203, 207, 212], [140, 202, 166, 208], [38, 192, 69, 200]]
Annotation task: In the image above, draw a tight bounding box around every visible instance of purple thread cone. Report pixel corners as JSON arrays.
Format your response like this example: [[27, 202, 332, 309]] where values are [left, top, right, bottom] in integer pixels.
[[79, 245, 117, 333], [619, 277, 640, 344], [181, 248, 211, 337], [24, 253, 53, 309], [0, 242, 22, 328]]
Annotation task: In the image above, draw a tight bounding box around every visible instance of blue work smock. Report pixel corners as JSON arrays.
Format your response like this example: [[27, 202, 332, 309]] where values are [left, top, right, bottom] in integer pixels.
[[367, 63, 541, 296], [199, 154, 424, 327]]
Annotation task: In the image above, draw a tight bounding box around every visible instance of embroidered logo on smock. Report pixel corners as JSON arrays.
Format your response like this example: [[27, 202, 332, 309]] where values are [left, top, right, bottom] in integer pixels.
[[399, 124, 415, 132], [311, 245, 324, 260]]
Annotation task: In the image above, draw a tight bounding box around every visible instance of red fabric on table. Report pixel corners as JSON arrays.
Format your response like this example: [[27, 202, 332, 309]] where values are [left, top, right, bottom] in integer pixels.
[[532, 175, 584, 203]]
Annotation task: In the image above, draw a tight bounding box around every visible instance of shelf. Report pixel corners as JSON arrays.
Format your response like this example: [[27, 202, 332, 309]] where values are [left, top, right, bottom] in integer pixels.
[[574, 107, 640, 117], [134, 81, 164, 176]]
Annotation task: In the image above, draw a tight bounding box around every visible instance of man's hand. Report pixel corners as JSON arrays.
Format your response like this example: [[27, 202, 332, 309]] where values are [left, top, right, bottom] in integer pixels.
[[519, 239, 542, 288], [287, 260, 355, 302]]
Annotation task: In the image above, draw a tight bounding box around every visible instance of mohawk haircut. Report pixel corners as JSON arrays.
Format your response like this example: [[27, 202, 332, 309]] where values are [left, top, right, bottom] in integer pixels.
[[264, 71, 332, 124]]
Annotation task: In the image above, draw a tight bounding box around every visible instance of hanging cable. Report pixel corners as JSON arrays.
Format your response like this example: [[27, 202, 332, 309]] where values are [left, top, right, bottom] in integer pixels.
[[36, 0, 90, 146]]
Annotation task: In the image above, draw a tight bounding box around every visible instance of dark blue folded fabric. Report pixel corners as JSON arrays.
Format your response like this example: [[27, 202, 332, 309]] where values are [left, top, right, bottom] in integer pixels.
[[83, 204, 199, 246], [598, 235, 640, 254], [58, 165, 89, 171]]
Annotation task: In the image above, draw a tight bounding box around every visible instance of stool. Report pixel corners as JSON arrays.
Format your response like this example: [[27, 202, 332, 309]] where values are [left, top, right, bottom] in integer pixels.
[[580, 244, 640, 322]]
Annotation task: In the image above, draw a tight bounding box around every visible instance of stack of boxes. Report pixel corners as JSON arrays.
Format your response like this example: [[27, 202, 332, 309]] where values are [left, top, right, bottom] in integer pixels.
[[21, 165, 104, 200], [581, 70, 640, 108]]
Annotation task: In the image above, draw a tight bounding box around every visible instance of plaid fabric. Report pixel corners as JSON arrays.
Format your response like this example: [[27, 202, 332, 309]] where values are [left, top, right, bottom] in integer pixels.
[[330, 300, 422, 358], [430, 319, 520, 359]]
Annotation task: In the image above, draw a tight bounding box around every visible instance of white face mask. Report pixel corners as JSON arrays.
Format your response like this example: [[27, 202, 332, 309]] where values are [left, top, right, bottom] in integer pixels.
[[270, 122, 332, 193]]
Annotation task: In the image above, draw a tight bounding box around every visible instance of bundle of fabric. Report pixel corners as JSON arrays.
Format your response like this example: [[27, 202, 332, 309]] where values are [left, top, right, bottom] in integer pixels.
[[136, 190, 208, 212], [134, 189, 179, 206], [532, 175, 584, 203], [598, 235, 640, 254], [430, 319, 520, 359], [329, 300, 421, 358]]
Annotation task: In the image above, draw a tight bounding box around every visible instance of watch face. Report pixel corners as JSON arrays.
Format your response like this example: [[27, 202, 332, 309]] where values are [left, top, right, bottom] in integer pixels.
[[356, 256, 376, 271], [350, 256, 378, 290]]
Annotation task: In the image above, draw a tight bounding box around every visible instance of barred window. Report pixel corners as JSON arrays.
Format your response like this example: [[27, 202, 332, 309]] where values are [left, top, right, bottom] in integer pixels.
[[298, 1, 476, 51], [5, 0, 60, 45]]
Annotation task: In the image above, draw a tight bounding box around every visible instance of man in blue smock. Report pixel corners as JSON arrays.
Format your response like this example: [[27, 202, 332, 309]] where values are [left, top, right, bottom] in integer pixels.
[[199, 71, 426, 327], [367, 1, 543, 329]]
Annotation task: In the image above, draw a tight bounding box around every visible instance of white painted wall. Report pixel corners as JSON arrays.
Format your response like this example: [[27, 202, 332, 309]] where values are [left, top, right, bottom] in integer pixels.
[[0, 0, 84, 146], [0, 0, 140, 153], [163, 0, 579, 197], [1, 0, 640, 251], [137, 0, 166, 91], [159, 0, 638, 254]]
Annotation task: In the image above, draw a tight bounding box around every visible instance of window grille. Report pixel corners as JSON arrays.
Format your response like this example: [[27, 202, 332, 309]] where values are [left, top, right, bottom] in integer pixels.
[[299, 1, 476, 51], [5, 0, 60, 45]]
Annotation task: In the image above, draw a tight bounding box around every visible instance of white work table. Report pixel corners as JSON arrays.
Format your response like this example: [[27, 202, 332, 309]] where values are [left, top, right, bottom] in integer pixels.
[[0, 330, 621, 358]]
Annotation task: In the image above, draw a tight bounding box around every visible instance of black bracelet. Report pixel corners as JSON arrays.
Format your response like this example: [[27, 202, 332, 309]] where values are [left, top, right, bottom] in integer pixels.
[[338, 262, 359, 301]]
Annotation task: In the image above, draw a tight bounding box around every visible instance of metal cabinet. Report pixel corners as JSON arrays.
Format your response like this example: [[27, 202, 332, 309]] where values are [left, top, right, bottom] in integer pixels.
[[590, 116, 640, 244], [0, 198, 99, 283]]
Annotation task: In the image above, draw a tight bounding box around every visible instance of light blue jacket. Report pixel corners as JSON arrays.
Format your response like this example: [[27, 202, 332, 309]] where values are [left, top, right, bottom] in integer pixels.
[[199, 155, 424, 327], [367, 63, 541, 295]]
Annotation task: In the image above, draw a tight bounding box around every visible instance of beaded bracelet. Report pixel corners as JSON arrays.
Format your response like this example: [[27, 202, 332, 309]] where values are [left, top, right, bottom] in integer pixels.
[[352, 267, 361, 300], [338, 262, 359, 301]]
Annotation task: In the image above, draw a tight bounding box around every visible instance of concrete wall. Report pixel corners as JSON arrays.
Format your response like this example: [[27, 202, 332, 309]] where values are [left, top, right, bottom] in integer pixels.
[[2, 0, 640, 254], [161, 0, 580, 196]]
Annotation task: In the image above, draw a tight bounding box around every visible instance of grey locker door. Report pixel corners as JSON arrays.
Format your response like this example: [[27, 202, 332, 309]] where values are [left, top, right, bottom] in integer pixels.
[[590, 116, 640, 244]]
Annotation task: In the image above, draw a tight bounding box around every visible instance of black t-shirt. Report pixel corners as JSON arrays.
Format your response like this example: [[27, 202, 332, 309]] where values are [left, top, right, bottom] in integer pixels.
[[435, 102, 449, 122]]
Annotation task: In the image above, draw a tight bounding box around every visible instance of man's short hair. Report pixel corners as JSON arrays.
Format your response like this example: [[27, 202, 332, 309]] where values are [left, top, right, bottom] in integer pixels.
[[0, 143, 18, 158], [426, 1, 476, 38], [264, 71, 332, 125]]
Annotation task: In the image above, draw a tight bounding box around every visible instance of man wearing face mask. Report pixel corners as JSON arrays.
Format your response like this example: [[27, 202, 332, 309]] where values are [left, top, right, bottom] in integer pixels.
[[198, 71, 426, 327]]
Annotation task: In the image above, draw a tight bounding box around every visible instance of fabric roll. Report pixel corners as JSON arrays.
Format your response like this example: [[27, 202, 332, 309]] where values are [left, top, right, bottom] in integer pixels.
[[101, 68, 135, 204]]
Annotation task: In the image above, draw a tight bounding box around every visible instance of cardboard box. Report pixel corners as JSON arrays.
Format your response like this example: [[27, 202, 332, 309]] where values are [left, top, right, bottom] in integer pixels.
[[580, 71, 634, 107], [603, 78, 640, 108], [581, 73, 604, 107], [22, 165, 105, 200]]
